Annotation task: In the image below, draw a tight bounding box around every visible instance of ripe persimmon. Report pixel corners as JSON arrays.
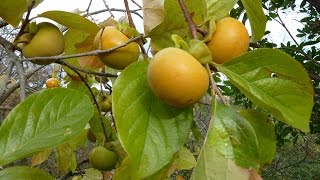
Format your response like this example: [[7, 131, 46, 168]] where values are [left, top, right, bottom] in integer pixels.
[[207, 17, 249, 64], [45, 78, 60, 88], [93, 27, 140, 70], [147, 47, 209, 107], [22, 22, 64, 65]]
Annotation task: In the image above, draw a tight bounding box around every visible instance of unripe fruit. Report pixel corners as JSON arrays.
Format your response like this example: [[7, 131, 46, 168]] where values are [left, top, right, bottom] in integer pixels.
[[89, 146, 117, 171], [147, 47, 209, 107], [93, 26, 140, 70], [207, 17, 249, 64], [22, 22, 65, 65], [99, 100, 112, 112], [45, 78, 60, 88]]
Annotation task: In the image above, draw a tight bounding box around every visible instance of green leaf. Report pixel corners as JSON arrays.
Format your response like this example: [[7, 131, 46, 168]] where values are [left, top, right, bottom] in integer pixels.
[[238, 110, 276, 166], [217, 48, 314, 132], [171, 34, 190, 51], [113, 60, 193, 179], [89, 110, 115, 142], [191, 148, 250, 180], [206, 0, 238, 21], [210, 101, 260, 168], [145, 0, 207, 51], [241, 0, 267, 41], [0, 0, 43, 27], [0, 88, 94, 166], [174, 147, 196, 170], [38, 11, 99, 34], [191, 101, 258, 179], [0, 166, 54, 180], [189, 39, 212, 64], [113, 157, 136, 180]]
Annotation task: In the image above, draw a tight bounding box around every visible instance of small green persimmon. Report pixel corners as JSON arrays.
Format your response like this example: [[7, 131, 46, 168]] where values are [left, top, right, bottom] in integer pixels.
[[147, 47, 209, 107], [89, 146, 117, 171], [207, 17, 249, 64], [99, 100, 112, 112], [22, 22, 64, 65], [45, 78, 60, 88], [93, 26, 140, 70]]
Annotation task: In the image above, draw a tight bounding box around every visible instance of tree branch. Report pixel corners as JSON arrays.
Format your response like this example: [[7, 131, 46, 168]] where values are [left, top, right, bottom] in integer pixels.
[[55, 60, 117, 78], [123, 0, 147, 57], [131, 0, 142, 9], [87, 8, 143, 19], [21, 35, 144, 63], [13, 0, 36, 43], [0, 20, 8, 28], [177, 0, 198, 39], [306, 0, 320, 14], [60, 60, 110, 142], [309, 73, 320, 81], [0, 65, 44, 105]]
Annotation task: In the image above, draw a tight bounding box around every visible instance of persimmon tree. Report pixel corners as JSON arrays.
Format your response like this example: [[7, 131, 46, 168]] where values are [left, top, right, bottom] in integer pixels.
[[0, 0, 315, 179]]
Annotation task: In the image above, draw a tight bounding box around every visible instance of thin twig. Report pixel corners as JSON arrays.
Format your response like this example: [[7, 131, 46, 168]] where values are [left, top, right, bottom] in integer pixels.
[[177, 0, 198, 39], [85, 0, 93, 14], [13, 0, 36, 43], [0, 65, 44, 105], [130, 0, 142, 9], [123, 0, 135, 28], [86, 8, 143, 19], [55, 60, 117, 78], [123, 0, 148, 58], [206, 64, 229, 105], [59, 60, 110, 142], [14, 58, 26, 100], [0, 106, 13, 110], [0, 35, 27, 100], [102, 0, 115, 18], [278, 46, 320, 65], [0, 20, 8, 28], [60, 159, 89, 180], [21, 35, 143, 63]]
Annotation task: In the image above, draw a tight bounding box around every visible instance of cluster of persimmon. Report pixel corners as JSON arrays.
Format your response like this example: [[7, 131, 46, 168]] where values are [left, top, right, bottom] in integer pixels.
[[18, 17, 248, 107], [147, 17, 249, 107], [17, 21, 140, 68]]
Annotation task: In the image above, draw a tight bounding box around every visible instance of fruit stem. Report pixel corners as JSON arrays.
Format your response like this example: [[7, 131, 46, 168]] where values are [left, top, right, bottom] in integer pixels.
[[205, 64, 229, 106], [177, 0, 229, 106], [13, 0, 35, 46]]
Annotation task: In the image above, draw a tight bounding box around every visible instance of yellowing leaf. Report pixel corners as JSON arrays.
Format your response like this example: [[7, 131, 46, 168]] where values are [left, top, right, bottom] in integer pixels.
[[143, 0, 165, 35], [31, 149, 52, 167]]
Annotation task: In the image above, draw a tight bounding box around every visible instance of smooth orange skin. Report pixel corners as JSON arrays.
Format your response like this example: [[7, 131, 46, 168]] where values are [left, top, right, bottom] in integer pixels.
[[77, 42, 105, 69], [147, 47, 209, 107], [45, 78, 60, 88], [94, 27, 140, 70], [207, 17, 249, 64], [22, 22, 64, 65]]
